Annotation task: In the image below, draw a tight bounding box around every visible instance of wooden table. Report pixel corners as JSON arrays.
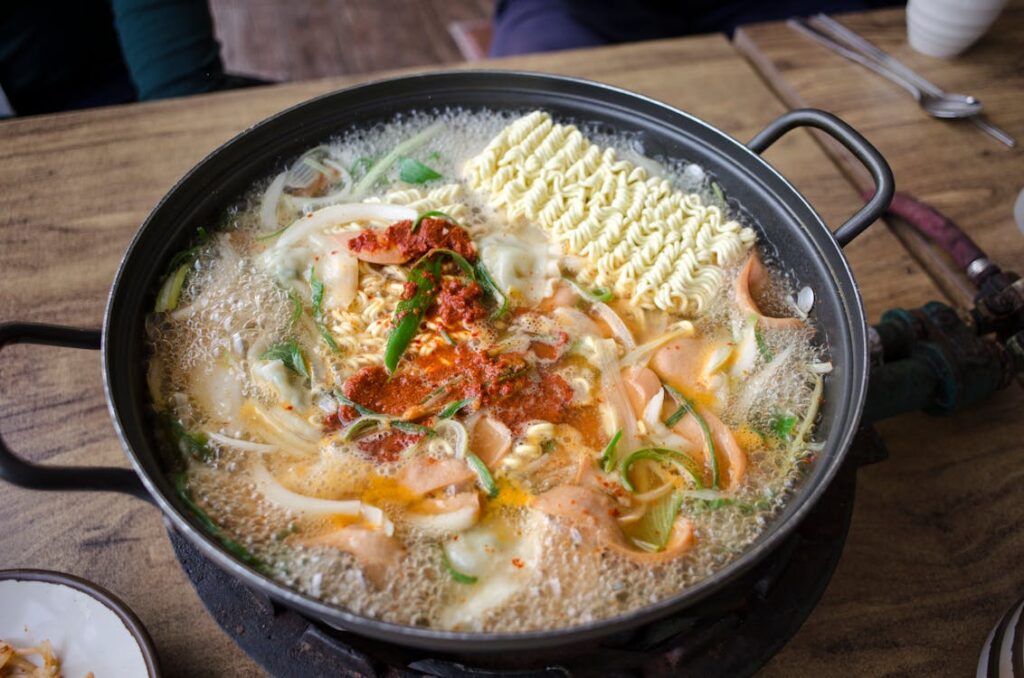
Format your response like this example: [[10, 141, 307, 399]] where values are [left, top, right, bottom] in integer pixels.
[[0, 30, 1012, 678], [736, 6, 1024, 677], [736, 2, 1024, 307]]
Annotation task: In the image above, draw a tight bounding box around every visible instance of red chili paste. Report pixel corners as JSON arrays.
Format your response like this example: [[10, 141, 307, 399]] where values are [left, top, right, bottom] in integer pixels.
[[346, 218, 476, 263]]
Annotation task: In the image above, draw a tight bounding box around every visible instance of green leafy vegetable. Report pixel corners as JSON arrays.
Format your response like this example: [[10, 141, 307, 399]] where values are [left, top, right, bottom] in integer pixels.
[[412, 210, 458, 233], [166, 226, 209, 272], [755, 325, 774, 362], [688, 497, 772, 515], [619, 447, 705, 492], [398, 157, 442, 184], [173, 472, 266, 570], [309, 267, 340, 353], [710, 181, 725, 203], [600, 429, 623, 473], [663, 384, 719, 489], [260, 340, 309, 380], [438, 398, 474, 420], [474, 261, 509, 320], [466, 453, 498, 498], [440, 545, 477, 584]]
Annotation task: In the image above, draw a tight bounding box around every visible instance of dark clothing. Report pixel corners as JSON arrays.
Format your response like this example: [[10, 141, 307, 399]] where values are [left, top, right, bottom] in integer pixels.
[[0, 0, 229, 115], [491, 0, 905, 57]]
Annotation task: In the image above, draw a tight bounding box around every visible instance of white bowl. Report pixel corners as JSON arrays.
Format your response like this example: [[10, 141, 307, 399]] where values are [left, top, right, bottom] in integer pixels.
[[0, 570, 159, 677], [907, 0, 1008, 58]]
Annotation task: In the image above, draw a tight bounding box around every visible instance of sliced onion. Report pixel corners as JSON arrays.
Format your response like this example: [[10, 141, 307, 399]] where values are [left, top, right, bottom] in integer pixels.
[[273, 203, 417, 249], [252, 460, 394, 535], [621, 323, 695, 368], [406, 502, 480, 534], [591, 302, 636, 351], [206, 432, 275, 454], [633, 483, 674, 503], [241, 401, 318, 455], [642, 388, 665, 428], [260, 171, 287, 232]]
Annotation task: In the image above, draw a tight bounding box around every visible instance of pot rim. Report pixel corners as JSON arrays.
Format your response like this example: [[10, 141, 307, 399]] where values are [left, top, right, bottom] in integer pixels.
[[102, 69, 868, 652]]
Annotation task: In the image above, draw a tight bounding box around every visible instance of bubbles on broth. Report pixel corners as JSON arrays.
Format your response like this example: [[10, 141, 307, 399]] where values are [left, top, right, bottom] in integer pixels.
[[152, 107, 827, 632]]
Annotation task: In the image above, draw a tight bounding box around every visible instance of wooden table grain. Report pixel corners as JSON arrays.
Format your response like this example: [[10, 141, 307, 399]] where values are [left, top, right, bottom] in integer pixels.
[[0, 32, 1005, 678], [735, 2, 1024, 307]]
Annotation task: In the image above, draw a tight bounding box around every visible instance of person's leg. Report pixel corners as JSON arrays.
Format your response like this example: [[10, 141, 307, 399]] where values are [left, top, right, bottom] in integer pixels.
[[490, 0, 607, 57]]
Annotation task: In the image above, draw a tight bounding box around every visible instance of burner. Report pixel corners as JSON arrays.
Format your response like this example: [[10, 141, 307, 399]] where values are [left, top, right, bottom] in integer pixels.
[[169, 428, 884, 677]]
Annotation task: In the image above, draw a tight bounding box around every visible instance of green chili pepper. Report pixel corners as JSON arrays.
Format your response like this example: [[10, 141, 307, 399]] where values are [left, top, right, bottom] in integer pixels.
[[333, 390, 434, 436], [466, 453, 498, 498]]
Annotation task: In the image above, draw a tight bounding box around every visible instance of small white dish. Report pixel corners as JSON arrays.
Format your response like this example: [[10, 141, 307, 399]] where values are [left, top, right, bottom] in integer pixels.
[[0, 570, 159, 677], [907, 0, 1008, 58]]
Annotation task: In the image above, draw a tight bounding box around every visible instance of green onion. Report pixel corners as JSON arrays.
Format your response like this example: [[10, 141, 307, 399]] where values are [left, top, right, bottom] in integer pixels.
[[341, 415, 391, 441], [600, 429, 622, 473], [384, 256, 442, 373], [561, 276, 614, 303], [333, 390, 434, 436], [166, 226, 209, 271], [663, 384, 719, 489], [398, 157, 442, 184], [255, 223, 291, 241], [260, 340, 309, 380], [173, 473, 266, 570], [755, 325, 774, 362], [166, 416, 212, 463], [440, 544, 477, 584], [412, 210, 458, 233], [474, 261, 509, 319], [628, 491, 682, 552], [287, 290, 303, 326], [466, 453, 498, 498], [438, 398, 474, 420], [154, 264, 189, 313], [350, 122, 443, 198], [619, 447, 705, 493], [412, 247, 475, 279]]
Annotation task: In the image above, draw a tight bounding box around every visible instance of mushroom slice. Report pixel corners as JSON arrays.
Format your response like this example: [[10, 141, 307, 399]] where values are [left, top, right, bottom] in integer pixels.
[[735, 252, 804, 330]]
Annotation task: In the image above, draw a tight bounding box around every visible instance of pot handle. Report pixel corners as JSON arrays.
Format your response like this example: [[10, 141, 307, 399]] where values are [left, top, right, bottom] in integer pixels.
[[0, 322, 148, 499], [747, 108, 894, 247]]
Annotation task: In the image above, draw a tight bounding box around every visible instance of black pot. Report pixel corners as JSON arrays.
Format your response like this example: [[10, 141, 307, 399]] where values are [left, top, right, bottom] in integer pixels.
[[0, 72, 893, 656]]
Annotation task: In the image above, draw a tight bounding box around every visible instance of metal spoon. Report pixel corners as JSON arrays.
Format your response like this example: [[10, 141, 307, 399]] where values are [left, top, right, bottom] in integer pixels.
[[788, 18, 983, 119]]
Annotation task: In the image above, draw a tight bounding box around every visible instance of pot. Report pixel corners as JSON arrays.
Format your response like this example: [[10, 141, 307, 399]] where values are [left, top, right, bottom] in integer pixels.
[[0, 71, 893, 656]]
